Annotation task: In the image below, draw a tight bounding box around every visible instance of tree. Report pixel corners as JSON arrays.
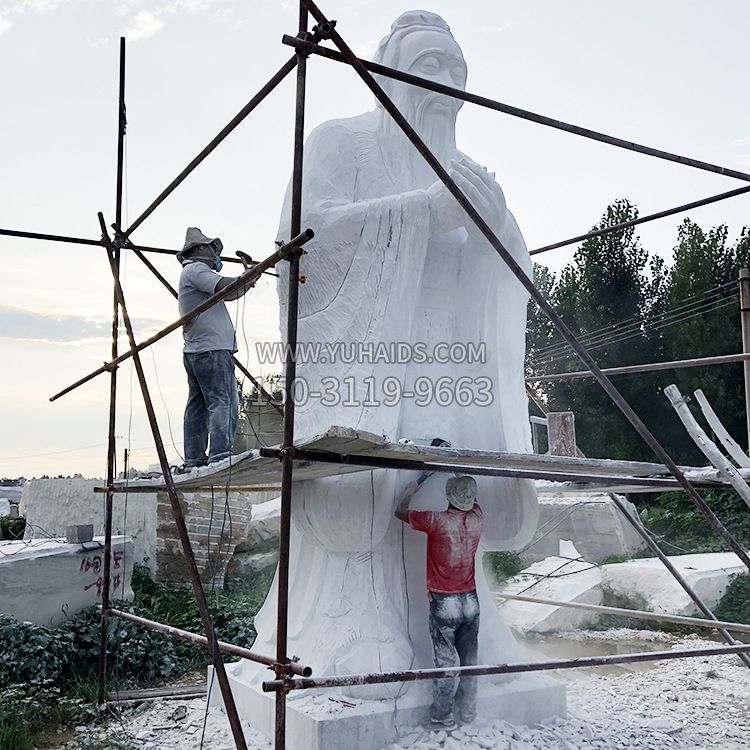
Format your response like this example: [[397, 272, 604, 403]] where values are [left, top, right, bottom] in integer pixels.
[[528, 199, 657, 459], [528, 207, 750, 464]]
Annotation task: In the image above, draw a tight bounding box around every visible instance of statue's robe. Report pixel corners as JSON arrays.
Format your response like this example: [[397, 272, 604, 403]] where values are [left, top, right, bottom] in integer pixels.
[[240, 111, 539, 698]]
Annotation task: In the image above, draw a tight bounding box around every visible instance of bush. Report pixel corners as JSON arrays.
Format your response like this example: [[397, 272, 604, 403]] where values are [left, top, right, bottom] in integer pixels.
[[0, 717, 32, 750], [0, 609, 183, 691], [715, 573, 750, 626], [0, 515, 25, 541], [0, 562, 274, 743], [636, 490, 750, 554], [129, 564, 273, 670], [483, 551, 524, 585], [0, 679, 97, 749]]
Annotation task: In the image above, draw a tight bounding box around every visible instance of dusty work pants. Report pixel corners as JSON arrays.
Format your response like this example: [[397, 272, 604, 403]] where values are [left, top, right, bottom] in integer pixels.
[[183, 350, 238, 468], [428, 590, 480, 724]]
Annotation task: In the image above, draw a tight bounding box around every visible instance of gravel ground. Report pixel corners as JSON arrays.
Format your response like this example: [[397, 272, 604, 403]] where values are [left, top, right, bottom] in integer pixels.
[[74, 632, 750, 750]]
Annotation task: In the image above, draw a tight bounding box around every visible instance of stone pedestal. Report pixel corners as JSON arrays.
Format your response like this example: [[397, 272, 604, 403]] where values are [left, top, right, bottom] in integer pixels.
[[209, 666, 566, 750]]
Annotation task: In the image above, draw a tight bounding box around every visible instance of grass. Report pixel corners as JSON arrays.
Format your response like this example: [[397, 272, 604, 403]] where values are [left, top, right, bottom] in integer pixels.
[[0, 717, 32, 750]]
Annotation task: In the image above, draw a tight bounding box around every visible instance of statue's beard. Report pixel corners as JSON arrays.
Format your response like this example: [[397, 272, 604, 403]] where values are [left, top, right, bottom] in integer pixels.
[[409, 94, 458, 186], [380, 91, 459, 189]]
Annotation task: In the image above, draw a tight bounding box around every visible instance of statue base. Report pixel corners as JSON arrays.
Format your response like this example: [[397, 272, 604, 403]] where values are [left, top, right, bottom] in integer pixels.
[[209, 664, 566, 750]]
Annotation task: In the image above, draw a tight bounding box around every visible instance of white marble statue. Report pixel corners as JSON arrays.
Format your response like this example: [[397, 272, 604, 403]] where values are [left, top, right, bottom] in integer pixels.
[[238, 10, 538, 701]]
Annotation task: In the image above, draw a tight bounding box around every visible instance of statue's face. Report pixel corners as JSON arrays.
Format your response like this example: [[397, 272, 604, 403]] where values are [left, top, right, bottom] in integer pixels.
[[401, 29, 467, 89], [395, 28, 466, 121]]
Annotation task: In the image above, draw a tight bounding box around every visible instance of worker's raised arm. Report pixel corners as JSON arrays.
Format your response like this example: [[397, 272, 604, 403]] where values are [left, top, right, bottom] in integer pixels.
[[215, 274, 255, 301], [395, 481, 419, 523]]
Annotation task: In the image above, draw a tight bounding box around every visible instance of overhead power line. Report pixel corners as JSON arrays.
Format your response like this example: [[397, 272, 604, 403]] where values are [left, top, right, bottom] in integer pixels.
[[531, 294, 738, 370], [531, 281, 736, 360]]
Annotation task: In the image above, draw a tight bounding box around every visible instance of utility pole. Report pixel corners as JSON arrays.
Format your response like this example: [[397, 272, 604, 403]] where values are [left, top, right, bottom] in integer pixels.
[[740, 269, 750, 453]]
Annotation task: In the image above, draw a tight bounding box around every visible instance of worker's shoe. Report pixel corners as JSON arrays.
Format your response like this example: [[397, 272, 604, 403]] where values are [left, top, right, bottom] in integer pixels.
[[427, 716, 457, 732], [456, 710, 476, 725]]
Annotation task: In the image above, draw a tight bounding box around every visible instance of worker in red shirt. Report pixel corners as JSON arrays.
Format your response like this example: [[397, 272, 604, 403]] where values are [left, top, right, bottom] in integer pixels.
[[395, 474, 483, 729]]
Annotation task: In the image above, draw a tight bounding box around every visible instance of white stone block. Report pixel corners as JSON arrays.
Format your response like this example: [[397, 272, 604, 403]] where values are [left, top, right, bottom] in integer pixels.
[[210, 669, 565, 750], [498, 551, 603, 633], [0, 535, 133, 626], [20, 478, 156, 575], [524, 492, 646, 563], [601, 552, 748, 615]]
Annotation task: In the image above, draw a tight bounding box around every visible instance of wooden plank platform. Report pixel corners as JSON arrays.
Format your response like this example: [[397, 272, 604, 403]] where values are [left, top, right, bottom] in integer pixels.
[[108, 683, 206, 704], [115, 426, 744, 494]]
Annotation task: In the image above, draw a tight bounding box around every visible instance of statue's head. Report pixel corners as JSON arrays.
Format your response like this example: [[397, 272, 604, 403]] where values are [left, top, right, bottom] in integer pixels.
[[373, 10, 466, 128]]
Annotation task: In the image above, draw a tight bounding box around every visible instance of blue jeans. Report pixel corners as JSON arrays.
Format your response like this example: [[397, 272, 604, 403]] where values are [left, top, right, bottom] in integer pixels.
[[183, 350, 238, 467], [429, 590, 480, 724]]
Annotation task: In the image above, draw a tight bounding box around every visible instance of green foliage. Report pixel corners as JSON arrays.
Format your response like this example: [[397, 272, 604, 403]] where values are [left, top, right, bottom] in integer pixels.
[[0, 609, 181, 690], [0, 515, 25, 540], [0, 679, 97, 749], [0, 563, 274, 742], [637, 490, 750, 554], [597, 586, 695, 634], [714, 573, 750, 626], [130, 563, 273, 666], [0, 717, 32, 750], [63, 733, 137, 750], [483, 551, 524, 584], [529, 203, 750, 465]]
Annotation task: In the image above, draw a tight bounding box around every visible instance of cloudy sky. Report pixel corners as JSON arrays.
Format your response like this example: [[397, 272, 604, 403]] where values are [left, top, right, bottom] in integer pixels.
[[1, 0, 749, 478]]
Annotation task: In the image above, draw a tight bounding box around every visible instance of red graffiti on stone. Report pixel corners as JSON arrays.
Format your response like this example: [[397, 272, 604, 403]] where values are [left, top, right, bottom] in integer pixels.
[[80, 550, 126, 596]]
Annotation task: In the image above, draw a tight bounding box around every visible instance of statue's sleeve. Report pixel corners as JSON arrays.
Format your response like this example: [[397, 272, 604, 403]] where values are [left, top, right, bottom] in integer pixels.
[[277, 121, 432, 439]]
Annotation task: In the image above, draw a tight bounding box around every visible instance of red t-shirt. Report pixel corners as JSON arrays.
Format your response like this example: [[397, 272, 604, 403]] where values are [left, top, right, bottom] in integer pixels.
[[408, 504, 483, 594]]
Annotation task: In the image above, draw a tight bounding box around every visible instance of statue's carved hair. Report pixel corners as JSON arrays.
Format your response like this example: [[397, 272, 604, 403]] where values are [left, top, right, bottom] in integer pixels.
[[374, 10, 454, 69]]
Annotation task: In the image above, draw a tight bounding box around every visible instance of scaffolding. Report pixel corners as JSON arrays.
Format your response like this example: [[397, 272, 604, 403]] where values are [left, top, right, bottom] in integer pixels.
[[4, 2, 750, 748]]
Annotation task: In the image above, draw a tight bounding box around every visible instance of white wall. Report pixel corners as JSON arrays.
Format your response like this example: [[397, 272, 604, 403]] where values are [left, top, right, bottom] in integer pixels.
[[20, 478, 157, 572]]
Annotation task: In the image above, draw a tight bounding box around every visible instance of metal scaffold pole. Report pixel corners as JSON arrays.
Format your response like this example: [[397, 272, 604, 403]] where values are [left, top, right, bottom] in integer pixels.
[[739, 268, 750, 452], [98, 35, 127, 707], [275, 5, 309, 747], [96, 213, 249, 749]]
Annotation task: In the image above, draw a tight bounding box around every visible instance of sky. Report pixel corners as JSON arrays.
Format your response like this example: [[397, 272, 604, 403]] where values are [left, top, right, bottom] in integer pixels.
[[1, 0, 749, 478]]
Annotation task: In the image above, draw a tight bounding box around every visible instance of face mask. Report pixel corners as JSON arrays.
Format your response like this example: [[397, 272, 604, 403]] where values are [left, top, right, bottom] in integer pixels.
[[213, 254, 223, 272]]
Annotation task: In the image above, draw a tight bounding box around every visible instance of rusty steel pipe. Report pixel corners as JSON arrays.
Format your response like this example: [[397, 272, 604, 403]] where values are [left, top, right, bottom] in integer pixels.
[[126, 249, 283, 416], [283, 34, 750, 184], [107, 607, 311, 677], [124, 56, 298, 239], [98, 37, 127, 706], [97, 215, 249, 749], [275, 8, 309, 749], [0, 226, 257, 267], [259, 446, 707, 490], [262, 641, 750, 693], [530, 185, 750, 256], [527, 351, 750, 383], [49, 229, 314, 402]]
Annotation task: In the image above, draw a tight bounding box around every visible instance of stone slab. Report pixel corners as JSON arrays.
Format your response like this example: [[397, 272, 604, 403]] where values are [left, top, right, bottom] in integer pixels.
[[209, 667, 565, 750], [0, 535, 133, 626], [498, 551, 603, 633], [524, 492, 646, 563], [601, 551, 749, 615]]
